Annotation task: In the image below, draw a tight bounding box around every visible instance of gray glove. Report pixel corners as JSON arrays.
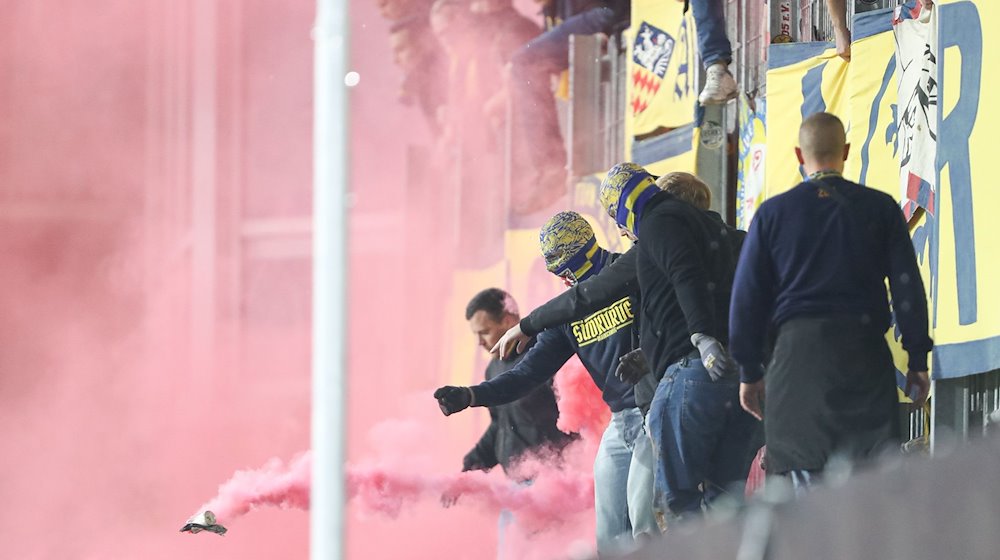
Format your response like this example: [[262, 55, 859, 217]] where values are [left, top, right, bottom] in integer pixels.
[[691, 333, 738, 381], [615, 348, 651, 385]]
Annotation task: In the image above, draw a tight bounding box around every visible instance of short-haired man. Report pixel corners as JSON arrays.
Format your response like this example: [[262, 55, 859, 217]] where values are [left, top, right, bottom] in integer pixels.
[[729, 112, 932, 489], [449, 288, 572, 474], [436, 214, 656, 554]]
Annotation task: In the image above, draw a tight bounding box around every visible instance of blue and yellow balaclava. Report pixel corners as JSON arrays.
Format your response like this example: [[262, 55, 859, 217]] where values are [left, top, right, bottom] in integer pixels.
[[539, 211, 609, 285], [599, 162, 659, 236]]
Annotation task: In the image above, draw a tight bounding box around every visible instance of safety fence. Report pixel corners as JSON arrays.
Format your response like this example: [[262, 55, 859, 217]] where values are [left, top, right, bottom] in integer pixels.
[[615, 432, 1000, 560]]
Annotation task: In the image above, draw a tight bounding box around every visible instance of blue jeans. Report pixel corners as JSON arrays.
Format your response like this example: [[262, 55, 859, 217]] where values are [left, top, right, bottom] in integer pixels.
[[496, 508, 514, 560], [691, 0, 732, 67], [594, 406, 655, 554], [647, 352, 755, 518], [509, 7, 618, 175], [626, 419, 657, 539]]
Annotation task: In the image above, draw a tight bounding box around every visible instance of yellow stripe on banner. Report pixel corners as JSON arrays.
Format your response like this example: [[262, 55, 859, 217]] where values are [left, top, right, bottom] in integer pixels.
[[765, 47, 849, 199], [624, 177, 656, 232], [843, 28, 897, 190]]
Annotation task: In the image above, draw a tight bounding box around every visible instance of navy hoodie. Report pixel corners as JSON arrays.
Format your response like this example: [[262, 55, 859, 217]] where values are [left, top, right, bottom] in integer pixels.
[[471, 255, 638, 413]]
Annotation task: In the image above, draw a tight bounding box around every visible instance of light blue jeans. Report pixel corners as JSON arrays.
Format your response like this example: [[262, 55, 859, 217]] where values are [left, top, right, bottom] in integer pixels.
[[496, 508, 515, 560], [692, 0, 733, 66], [594, 407, 657, 555]]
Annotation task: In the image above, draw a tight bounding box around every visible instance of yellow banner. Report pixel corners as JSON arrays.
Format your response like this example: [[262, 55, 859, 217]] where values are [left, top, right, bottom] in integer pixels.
[[928, 0, 1000, 377], [758, 0, 1000, 378], [625, 0, 697, 137], [843, 27, 897, 195], [764, 45, 848, 199]]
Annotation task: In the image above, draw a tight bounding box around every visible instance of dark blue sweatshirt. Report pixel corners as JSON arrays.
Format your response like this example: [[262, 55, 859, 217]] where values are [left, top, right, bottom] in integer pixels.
[[471, 282, 638, 413], [729, 175, 933, 383]]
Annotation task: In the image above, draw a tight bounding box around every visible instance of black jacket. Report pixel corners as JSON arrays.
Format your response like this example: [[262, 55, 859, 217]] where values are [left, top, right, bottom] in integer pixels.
[[521, 209, 744, 380], [470, 255, 638, 413], [636, 192, 741, 377], [521, 248, 641, 337], [464, 343, 574, 474], [471, 317, 638, 412]]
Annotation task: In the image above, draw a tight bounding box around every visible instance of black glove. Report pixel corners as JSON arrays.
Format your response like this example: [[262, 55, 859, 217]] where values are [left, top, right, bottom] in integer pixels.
[[434, 386, 473, 416], [615, 348, 651, 385], [461, 451, 489, 472], [691, 333, 738, 382]]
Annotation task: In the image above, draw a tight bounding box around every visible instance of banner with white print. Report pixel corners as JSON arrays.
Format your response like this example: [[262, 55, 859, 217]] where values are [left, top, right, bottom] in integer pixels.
[[893, 1, 938, 220]]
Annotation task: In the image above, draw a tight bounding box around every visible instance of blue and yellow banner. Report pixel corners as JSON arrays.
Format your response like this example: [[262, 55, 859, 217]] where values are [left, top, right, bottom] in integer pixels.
[[926, 0, 999, 378], [752, 1, 1000, 380], [736, 94, 766, 230], [764, 43, 848, 198], [625, 0, 697, 138]]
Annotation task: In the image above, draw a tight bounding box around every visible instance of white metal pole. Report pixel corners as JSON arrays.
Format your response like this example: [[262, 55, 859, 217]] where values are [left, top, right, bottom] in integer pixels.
[[312, 0, 349, 557]]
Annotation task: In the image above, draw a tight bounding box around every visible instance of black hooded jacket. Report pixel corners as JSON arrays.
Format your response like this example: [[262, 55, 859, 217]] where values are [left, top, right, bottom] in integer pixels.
[[635, 193, 741, 376]]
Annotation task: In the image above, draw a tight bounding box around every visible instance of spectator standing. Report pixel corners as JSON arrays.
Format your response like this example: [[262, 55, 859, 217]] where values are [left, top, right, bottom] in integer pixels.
[[598, 163, 756, 524], [447, 288, 573, 475], [436, 214, 656, 554], [729, 112, 932, 490]]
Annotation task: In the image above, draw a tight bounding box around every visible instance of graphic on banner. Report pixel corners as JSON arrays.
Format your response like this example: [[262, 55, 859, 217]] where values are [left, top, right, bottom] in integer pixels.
[[631, 22, 675, 116], [626, 0, 696, 136], [893, 2, 938, 219], [737, 95, 766, 229]]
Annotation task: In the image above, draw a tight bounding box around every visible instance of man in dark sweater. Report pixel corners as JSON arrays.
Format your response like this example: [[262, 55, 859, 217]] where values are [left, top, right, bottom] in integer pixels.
[[435, 213, 656, 554], [448, 288, 573, 475], [598, 163, 756, 523], [729, 112, 932, 488]]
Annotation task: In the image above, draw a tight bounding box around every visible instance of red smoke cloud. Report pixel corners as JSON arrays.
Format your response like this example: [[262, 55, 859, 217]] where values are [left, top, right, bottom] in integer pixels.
[[195, 364, 609, 557], [553, 357, 612, 444], [198, 448, 593, 531]]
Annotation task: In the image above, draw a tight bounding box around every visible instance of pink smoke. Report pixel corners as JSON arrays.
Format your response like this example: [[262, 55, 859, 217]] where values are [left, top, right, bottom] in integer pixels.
[[198, 453, 311, 522], [553, 357, 611, 443], [196, 449, 593, 529], [197, 362, 609, 548]]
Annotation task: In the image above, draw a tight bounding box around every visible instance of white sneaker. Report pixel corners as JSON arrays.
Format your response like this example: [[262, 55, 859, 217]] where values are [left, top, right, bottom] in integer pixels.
[[699, 63, 738, 105]]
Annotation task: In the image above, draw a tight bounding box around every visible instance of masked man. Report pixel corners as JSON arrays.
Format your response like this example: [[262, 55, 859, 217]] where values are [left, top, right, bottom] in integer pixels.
[[435, 212, 656, 554]]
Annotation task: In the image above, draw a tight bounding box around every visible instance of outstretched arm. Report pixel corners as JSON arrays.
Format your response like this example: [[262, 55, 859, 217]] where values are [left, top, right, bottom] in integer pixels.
[[493, 248, 638, 358], [475, 329, 575, 406], [521, 248, 638, 335]]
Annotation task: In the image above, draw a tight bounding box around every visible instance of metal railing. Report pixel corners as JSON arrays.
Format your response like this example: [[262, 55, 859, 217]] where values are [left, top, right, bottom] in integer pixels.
[[811, 0, 899, 41], [933, 369, 1000, 448], [738, 0, 770, 97], [567, 31, 627, 178], [968, 370, 1000, 437], [603, 33, 628, 171]]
